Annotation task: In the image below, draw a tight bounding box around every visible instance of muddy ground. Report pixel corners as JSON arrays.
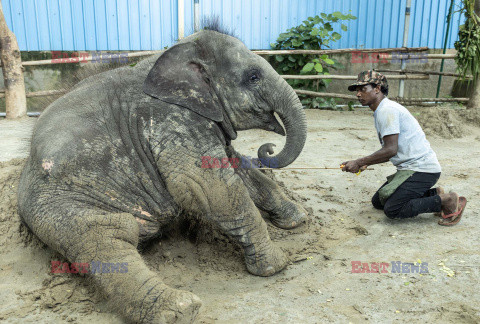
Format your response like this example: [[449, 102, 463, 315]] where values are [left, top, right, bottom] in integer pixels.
[[1, 107, 479, 323]]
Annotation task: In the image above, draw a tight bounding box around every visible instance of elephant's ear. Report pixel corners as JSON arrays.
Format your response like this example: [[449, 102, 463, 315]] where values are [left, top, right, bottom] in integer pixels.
[[143, 43, 223, 122]]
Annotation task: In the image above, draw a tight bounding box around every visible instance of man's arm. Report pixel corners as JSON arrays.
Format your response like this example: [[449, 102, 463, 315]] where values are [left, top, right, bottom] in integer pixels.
[[341, 134, 398, 173]]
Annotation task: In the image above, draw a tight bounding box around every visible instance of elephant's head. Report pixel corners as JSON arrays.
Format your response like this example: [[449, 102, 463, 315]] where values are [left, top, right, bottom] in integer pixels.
[[143, 29, 307, 168]]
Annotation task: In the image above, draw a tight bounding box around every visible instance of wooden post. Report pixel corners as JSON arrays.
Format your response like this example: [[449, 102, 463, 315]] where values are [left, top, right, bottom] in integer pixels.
[[0, 0, 27, 118], [467, 0, 480, 109]]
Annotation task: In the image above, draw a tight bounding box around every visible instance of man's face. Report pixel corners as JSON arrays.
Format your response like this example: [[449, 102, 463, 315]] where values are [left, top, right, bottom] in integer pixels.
[[355, 84, 380, 106]]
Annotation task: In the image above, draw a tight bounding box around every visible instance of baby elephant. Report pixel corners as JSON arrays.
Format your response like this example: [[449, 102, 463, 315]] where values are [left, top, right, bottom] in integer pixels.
[[18, 27, 307, 323]]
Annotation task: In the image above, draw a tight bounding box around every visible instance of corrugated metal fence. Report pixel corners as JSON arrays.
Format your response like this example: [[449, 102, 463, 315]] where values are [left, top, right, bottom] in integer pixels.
[[2, 0, 465, 51]]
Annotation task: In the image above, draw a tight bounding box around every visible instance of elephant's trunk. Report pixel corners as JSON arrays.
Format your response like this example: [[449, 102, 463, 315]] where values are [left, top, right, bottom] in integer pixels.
[[257, 81, 307, 168]]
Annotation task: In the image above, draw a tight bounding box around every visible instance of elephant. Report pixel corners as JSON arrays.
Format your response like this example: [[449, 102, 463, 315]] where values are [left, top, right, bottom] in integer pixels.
[[17, 27, 307, 323]]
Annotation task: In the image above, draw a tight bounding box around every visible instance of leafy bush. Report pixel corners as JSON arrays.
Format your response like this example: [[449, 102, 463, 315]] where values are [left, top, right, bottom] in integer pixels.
[[270, 12, 356, 108], [455, 0, 480, 81]]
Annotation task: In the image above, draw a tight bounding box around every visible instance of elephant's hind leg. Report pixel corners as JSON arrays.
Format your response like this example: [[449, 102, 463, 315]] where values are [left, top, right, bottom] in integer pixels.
[[53, 210, 201, 323]]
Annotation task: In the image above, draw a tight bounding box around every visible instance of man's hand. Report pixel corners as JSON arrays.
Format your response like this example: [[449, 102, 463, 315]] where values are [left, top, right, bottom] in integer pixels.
[[341, 134, 399, 174], [341, 161, 369, 173], [341, 160, 361, 173]]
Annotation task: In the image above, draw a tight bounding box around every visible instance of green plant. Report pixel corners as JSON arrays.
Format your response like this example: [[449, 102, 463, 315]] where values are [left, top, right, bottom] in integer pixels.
[[347, 100, 356, 111], [455, 0, 480, 81], [270, 12, 356, 109]]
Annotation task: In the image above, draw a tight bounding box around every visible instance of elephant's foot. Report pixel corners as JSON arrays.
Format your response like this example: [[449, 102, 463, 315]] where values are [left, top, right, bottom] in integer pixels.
[[269, 200, 307, 229], [124, 283, 201, 323], [245, 244, 288, 276], [153, 288, 202, 324]]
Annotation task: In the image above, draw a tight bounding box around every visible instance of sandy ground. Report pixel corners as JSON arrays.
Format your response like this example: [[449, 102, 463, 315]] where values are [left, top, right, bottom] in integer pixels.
[[1, 107, 480, 323]]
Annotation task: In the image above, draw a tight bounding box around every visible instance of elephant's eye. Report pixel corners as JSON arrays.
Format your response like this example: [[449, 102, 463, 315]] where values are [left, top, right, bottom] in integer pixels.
[[249, 74, 259, 82], [245, 69, 262, 83], [243, 69, 262, 86]]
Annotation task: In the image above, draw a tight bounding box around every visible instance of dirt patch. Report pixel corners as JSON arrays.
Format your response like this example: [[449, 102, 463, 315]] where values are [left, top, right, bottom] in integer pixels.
[[412, 105, 480, 140], [413, 107, 465, 139], [0, 159, 42, 250], [0, 160, 109, 322], [458, 108, 480, 128]]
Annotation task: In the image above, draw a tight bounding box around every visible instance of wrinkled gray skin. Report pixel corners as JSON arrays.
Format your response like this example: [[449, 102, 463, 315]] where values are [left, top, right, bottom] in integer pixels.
[[18, 30, 307, 323]]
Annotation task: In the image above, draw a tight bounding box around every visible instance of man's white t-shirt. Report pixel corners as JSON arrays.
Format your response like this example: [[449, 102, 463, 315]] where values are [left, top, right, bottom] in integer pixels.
[[374, 98, 441, 173]]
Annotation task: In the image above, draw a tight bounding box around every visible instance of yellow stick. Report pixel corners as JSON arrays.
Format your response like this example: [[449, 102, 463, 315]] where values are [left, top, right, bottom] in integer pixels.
[[262, 167, 374, 171]]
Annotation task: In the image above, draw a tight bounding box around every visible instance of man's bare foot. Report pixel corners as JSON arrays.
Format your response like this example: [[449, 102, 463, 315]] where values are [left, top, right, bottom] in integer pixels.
[[434, 187, 445, 216], [439, 192, 459, 215]]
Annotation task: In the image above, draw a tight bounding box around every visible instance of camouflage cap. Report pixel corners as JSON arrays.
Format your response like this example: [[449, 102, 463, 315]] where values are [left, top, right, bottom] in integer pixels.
[[348, 70, 388, 91]]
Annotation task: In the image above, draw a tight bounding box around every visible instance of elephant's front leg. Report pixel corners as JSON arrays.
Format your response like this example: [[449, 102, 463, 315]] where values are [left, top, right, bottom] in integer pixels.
[[161, 152, 287, 276], [226, 146, 307, 229]]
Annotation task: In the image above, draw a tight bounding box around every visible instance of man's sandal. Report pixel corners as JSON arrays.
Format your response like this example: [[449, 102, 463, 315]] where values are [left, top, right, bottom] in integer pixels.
[[438, 196, 467, 226]]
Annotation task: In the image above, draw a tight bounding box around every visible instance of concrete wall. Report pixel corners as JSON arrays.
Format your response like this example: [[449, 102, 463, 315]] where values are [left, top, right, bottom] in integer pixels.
[[1, 66, 67, 113]]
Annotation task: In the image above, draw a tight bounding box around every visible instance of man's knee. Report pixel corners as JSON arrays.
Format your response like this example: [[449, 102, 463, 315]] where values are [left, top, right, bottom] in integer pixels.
[[383, 201, 401, 219], [371, 193, 384, 210]]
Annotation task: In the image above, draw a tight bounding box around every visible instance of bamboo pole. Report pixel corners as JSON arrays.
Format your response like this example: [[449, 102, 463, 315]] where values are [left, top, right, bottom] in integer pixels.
[[0, 89, 67, 98], [294, 90, 357, 100], [20, 50, 163, 66], [423, 54, 456, 59], [283, 74, 429, 80], [0, 50, 164, 67], [0, 49, 456, 68], [294, 89, 469, 102], [365, 53, 455, 60], [263, 167, 374, 170], [253, 47, 428, 55], [374, 68, 472, 78], [392, 97, 470, 102]]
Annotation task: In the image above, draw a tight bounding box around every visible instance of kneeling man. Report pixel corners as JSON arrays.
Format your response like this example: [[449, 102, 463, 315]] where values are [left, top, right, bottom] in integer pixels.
[[342, 70, 466, 226]]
